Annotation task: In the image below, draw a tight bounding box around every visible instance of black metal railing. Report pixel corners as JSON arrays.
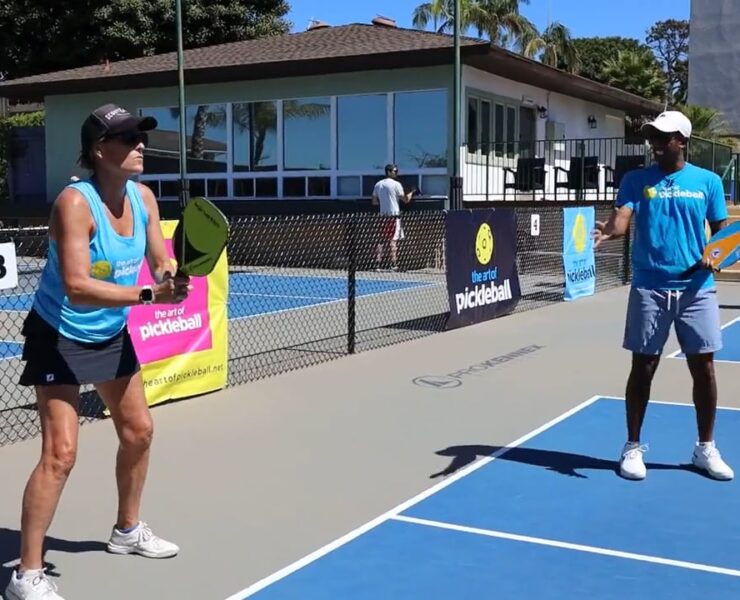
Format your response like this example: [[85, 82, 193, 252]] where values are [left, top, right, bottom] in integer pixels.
[[0, 205, 629, 447], [464, 135, 738, 204]]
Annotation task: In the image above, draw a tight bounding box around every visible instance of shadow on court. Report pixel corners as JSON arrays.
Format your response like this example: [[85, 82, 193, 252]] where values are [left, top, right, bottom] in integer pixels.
[[429, 445, 698, 480], [0, 528, 106, 589]]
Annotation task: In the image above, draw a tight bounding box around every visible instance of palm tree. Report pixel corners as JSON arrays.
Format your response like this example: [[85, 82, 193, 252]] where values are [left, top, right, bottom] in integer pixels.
[[678, 104, 728, 139], [519, 22, 580, 72], [600, 49, 666, 101], [412, 0, 535, 48]]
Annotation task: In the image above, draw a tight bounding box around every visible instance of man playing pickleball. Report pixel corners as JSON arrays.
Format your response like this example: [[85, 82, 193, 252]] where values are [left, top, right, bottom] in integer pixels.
[[593, 110, 733, 481]]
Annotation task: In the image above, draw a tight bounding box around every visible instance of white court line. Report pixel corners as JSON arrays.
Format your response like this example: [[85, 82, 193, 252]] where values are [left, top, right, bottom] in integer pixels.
[[231, 292, 338, 302], [599, 395, 740, 412], [224, 394, 603, 600], [667, 315, 740, 360], [391, 515, 740, 578], [228, 281, 442, 322]]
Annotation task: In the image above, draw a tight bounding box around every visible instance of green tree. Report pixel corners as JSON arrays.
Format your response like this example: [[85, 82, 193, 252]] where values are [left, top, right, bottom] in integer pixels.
[[567, 37, 644, 82], [600, 49, 666, 101], [0, 0, 291, 80], [519, 22, 580, 72], [646, 19, 689, 106]]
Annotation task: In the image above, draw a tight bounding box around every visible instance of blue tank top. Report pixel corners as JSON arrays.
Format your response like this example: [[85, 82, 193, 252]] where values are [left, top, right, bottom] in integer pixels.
[[33, 179, 149, 343]]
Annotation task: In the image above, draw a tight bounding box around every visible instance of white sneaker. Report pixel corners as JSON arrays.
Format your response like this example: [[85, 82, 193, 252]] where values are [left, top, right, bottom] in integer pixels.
[[4, 569, 64, 600], [619, 442, 648, 480], [106, 521, 179, 558], [692, 441, 734, 480]]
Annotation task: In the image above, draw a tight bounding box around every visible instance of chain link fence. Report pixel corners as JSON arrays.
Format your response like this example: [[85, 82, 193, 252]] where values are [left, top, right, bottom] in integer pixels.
[[0, 204, 628, 446]]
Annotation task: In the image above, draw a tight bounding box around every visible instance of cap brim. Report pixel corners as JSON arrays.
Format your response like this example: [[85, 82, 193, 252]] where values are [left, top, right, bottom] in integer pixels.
[[105, 115, 158, 137], [640, 121, 683, 137]]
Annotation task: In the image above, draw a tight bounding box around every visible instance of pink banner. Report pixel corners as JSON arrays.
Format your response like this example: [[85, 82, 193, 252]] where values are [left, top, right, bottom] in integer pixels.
[[128, 239, 212, 364]]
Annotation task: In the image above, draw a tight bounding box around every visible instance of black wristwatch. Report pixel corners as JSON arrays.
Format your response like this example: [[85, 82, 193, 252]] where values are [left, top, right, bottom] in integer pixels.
[[139, 285, 154, 305]]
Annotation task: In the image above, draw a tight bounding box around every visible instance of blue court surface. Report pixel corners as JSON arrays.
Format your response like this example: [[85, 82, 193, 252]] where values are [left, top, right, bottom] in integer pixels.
[[671, 316, 740, 363], [0, 273, 433, 358], [227, 397, 740, 600]]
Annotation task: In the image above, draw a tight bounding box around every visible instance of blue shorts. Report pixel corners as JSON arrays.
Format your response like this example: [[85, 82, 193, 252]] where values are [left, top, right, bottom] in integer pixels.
[[623, 286, 722, 356]]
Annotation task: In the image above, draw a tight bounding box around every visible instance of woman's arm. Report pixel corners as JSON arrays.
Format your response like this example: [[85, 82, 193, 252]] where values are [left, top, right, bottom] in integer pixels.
[[55, 187, 188, 307], [55, 188, 144, 307]]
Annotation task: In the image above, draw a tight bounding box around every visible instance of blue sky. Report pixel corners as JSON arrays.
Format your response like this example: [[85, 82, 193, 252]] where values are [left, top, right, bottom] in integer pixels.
[[287, 0, 689, 41]]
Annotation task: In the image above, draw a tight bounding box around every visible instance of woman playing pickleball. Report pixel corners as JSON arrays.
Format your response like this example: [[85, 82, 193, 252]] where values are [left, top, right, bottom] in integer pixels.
[[5, 103, 190, 600]]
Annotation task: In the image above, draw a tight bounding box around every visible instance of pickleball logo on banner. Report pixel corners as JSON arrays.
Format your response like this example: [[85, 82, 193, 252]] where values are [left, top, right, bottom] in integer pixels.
[[563, 206, 596, 301], [128, 238, 212, 364], [445, 209, 521, 330], [475, 223, 494, 265], [572, 213, 588, 253]]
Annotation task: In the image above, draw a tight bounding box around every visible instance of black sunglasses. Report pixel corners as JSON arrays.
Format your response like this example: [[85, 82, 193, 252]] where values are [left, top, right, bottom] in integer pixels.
[[105, 131, 148, 146]]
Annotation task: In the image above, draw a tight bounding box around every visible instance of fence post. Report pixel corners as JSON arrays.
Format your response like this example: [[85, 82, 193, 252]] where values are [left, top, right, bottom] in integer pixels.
[[347, 214, 357, 354]]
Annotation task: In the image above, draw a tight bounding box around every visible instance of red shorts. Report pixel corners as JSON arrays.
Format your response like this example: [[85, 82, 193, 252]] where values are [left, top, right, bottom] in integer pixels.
[[381, 216, 404, 241]]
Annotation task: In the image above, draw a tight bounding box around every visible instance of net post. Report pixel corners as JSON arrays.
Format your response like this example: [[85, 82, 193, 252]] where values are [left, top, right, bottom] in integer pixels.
[[347, 214, 357, 355]]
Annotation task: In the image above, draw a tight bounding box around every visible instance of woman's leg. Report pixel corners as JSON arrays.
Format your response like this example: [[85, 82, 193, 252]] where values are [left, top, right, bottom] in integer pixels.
[[19, 385, 80, 571], [95, 372, 153, 530], [95, 371, 178, 558]]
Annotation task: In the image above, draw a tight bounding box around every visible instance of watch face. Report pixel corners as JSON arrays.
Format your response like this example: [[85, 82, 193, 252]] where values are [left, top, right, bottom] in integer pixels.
[[141, 287, 154, 302]]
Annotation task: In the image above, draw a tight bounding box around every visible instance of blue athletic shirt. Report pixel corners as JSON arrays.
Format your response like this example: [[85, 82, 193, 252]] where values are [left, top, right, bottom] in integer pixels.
[[32, 178, 149, 343], [615, 162, 728, 291]]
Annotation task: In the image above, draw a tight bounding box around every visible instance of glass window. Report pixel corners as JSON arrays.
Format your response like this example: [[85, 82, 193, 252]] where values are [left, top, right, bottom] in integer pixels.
[[337, 94, 387, 170], [507, 106, 516, 157], [467, 97, 478, 154], [140, 104, 227, 174], [394, 90, 447, 169], [519, 106, 536, 158], [338, 176, 361, 196], [232, 101, 278, 172], [283, 97, 331, 170], [481, 100, 491, 155], [494, 104, 504, 157]]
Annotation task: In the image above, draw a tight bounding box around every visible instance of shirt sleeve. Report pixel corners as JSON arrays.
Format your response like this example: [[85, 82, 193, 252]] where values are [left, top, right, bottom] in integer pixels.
[[395, 181, 405, 199], [706, 173, 728, 222], [615, 171, 637, 210]]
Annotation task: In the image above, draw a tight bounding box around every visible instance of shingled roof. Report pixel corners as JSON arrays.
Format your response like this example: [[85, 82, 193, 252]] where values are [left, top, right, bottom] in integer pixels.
[[0, 22, 663, 115]]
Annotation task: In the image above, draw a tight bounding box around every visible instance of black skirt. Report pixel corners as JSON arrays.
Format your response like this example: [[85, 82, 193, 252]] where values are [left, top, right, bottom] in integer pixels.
[[19, 309, 140, 387]]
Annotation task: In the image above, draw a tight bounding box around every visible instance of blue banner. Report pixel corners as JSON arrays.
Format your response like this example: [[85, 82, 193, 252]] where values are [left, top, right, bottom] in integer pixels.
[[445, 209, 521, 330], [562, 207, 596, 301]]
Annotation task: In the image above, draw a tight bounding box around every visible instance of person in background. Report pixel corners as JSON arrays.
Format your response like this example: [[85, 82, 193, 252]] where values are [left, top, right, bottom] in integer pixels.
[[371, 163, 415, 271]]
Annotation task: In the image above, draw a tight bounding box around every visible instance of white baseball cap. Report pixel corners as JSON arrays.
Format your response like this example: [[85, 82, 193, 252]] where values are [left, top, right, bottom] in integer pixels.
[[641, 110, 692, 139]]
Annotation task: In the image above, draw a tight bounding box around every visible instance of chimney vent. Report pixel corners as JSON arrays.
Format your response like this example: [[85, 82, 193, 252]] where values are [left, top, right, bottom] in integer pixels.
[[307, 19, 330, 31], [372, 15, 397, 28]]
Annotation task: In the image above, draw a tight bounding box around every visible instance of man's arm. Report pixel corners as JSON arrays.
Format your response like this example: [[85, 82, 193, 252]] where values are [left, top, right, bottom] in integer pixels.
[[707, 173, 728, 237], [593, 205, 633, 249]]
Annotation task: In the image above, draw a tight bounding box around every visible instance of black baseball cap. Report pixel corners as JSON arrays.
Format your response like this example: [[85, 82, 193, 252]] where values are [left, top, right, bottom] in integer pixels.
[[80, 103, 158, 151]]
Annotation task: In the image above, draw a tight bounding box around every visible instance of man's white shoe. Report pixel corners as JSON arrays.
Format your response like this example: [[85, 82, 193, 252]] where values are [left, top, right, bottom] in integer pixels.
[[4, 569, 64, 600], [619, 442, 648, 480], [692, 441, 734, 480], [106, 521, 179, 558]]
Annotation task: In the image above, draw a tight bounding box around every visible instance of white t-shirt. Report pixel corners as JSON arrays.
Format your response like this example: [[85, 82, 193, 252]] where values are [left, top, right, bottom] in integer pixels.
[[373, 178, 405, 215]]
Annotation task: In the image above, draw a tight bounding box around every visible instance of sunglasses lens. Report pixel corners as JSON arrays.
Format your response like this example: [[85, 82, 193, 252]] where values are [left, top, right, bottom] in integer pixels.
[[111, 131, 147, 146]]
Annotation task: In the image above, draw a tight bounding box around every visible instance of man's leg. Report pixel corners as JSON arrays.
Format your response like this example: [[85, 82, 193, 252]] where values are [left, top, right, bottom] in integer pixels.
[[675, 288, 732, 479], [685, 353, 716, 443], [625, 353, 661, 442], [619, 287, 672, 480]]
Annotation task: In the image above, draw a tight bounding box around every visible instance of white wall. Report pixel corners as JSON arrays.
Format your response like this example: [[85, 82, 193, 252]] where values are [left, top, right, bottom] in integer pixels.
[[461, 66, 636, 201], [463, 66, 626, 140]]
